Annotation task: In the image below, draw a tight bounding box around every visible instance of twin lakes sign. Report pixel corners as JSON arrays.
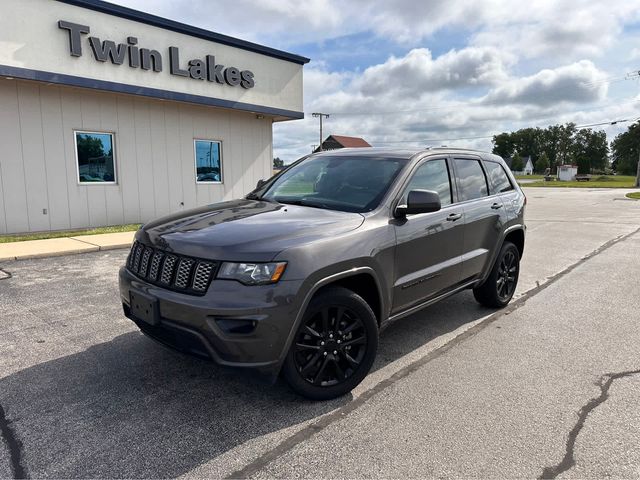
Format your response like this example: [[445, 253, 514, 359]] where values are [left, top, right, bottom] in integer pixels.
[[58, 20, 255, 89]]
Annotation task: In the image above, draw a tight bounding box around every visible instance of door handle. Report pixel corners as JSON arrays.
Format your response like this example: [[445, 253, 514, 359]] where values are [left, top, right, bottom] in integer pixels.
[[446, 213, 462, 221], [491, 203, 503, 210]]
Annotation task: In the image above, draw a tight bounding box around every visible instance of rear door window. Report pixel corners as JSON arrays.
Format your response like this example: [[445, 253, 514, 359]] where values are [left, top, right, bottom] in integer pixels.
[[484, 161, 514, 194], [453, 159, 488, 202]]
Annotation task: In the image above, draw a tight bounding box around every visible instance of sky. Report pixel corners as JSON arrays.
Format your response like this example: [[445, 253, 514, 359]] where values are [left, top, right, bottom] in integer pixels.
[[114, 0, 640, 163]]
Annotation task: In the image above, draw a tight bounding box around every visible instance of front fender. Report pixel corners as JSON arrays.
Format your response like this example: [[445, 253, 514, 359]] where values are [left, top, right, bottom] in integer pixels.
[[273, 264, 387, 375]]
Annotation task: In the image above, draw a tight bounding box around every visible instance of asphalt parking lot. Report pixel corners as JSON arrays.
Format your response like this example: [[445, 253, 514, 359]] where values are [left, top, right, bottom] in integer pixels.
[[1, 187, 639, 478]]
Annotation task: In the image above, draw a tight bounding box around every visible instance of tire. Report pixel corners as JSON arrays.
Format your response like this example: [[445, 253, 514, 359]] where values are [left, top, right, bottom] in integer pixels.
[[282, 286, 378, 400], [473, 241, 520, 308]]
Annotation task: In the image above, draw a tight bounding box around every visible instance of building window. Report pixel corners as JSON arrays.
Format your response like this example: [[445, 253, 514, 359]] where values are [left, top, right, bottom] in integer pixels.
[[75, 131, 116, 184], [194, 139, 223, 183]]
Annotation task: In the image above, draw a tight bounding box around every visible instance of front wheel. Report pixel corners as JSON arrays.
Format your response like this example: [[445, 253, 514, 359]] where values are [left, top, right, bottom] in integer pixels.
[[282, 286, 378, 400], [473, 241, 520, 308]]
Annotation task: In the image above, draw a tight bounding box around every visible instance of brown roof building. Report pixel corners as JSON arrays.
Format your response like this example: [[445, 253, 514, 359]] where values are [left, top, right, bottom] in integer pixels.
[[314, 135, 371, 152]]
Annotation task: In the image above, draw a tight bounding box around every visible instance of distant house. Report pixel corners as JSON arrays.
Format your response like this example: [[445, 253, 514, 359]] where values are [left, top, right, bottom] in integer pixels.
[[557, 165, 578, 181], [504, 155, 534, 175], [314, 135, 371, 152]]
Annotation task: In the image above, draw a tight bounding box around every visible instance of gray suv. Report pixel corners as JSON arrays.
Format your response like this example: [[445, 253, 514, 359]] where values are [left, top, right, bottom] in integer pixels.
[[119, 148, 525, 399]]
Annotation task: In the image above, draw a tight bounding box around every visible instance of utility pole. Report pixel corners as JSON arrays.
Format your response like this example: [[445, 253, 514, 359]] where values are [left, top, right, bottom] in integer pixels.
[[636, 149, 640, 187], [312, 113, 329, 151], [625, 71, 640, 187]]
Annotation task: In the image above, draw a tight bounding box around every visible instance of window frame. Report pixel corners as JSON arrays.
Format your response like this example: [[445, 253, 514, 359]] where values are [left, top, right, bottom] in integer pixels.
[[74, 129, 118, 186], [393, 156, 454, 214], [194, 138, 224, 185], [451, 156, 490, 203]]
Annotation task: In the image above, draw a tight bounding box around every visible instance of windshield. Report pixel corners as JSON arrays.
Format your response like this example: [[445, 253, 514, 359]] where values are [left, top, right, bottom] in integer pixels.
[[259, 155, 409, 213]]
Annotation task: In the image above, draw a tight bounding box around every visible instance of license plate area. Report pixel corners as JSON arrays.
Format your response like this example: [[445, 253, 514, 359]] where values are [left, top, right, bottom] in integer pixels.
[[129, 290, 159, 325]]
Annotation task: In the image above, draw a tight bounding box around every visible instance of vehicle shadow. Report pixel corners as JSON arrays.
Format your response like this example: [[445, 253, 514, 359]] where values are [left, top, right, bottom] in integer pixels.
[[0, 290, 490, 478]]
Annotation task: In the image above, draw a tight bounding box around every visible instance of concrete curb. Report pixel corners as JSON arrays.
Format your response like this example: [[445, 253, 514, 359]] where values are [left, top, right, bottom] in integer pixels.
[[0, 232, 134, 262]]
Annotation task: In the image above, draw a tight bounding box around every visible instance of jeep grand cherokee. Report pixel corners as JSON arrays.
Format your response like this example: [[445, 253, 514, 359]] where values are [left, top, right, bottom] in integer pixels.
[[119, 147, 525, 400]]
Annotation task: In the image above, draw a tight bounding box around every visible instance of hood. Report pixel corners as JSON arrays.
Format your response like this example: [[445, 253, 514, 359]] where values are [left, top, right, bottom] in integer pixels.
[[136, 199, 365, 262]]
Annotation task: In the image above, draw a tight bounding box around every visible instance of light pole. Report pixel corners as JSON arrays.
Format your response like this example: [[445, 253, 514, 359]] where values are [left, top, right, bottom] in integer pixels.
[[636, 149, 640, 187], [312, 113, 329, 151]]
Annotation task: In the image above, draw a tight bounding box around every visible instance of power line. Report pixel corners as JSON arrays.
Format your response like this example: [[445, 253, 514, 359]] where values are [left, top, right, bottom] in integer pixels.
[[369, 117, 639, 145], [276, 114, 639, 151], [275, 97, 640, 151]]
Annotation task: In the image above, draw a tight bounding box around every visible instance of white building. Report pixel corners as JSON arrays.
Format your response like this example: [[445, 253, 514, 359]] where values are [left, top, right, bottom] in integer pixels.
[[0, 0, 308, 234], [557, 165, 578, 181], [522, 157, 534, 175]]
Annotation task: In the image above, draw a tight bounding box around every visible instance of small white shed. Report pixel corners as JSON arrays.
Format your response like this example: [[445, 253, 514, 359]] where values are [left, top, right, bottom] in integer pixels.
[[557, 165, 578, 181]]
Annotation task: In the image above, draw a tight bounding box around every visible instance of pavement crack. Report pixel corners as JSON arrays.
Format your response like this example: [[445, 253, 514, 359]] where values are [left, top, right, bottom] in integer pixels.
[[0, 402, 28, 479], [0, 269, 11, 280], [228, 227, 640, 479], [539, 368, 640, 479]]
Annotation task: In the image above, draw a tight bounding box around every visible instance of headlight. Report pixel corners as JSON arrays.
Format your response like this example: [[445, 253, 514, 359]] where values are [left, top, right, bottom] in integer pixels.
[[218, 262, 287, 285]]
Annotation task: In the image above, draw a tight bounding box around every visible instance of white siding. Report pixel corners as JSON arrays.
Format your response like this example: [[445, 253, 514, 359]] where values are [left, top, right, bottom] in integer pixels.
[[0, 81, 30, 233], [18, 82, 51, 232], [0, 79, 273, 234]]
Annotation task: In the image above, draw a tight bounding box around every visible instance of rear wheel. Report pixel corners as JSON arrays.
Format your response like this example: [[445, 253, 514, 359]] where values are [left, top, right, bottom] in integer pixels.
[[473, 241, 520, 308], [282, 286, 378, 400]]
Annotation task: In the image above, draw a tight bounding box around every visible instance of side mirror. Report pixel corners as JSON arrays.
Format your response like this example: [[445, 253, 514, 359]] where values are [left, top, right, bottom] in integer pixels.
[[256, 179, 266, 189], [395, 189, 441, 217]]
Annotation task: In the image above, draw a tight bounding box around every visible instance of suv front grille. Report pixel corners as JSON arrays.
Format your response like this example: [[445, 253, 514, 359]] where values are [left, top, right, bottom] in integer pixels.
[[127, 241, 218, 295]]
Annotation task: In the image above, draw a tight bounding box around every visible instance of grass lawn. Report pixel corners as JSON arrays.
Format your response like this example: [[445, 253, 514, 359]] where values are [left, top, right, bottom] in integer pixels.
[[626, 192, 640, 200], [0, 224, 141, 243], [521, 175, 637, 188], [515, 174, 545, 180]]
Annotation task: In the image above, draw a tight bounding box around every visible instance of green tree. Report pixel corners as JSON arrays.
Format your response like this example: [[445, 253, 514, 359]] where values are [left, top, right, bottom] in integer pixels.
[[511, 127, 543, 163], [535, 152, 549, 173], [611, 122, 640, 175], [492, 132, 515, 159], [491, 122, 616, 176], [539, 123, 576, 172], [572, 128, 608, 173], [273, 157, 284, 168], [511, 153, 524, 172]]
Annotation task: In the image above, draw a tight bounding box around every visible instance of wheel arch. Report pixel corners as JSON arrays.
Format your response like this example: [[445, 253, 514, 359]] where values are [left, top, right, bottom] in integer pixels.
[[275, 267, 385, 374], [315, 273, 383, 326], [476, 224, 525, 287], [504, 227, 525, 258]]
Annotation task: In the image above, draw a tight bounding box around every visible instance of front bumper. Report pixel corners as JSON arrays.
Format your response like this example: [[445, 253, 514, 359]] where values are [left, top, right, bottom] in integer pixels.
[[119, 266, 305, 376]]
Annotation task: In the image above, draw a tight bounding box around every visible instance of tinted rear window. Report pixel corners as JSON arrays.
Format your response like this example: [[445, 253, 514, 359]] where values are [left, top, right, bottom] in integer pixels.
[[453, 159, 488, 201], [484, 161, 514, 194]]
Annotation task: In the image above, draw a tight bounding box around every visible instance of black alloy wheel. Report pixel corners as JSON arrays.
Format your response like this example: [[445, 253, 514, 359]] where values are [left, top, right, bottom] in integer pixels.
[[496, 249, 518, 302], [282, 286, 378, 400], [473, 241, 520, 308], [294, 305, 367, 386]]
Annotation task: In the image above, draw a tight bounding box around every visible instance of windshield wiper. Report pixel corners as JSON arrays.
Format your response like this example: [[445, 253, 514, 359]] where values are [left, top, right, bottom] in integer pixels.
[[275, 198, 334, 210]]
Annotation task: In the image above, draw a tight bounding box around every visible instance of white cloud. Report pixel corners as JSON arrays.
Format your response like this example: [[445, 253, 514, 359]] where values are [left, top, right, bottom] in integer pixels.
[[355, 47, 513, 97], [114, 0, 640, 57], [111, 0, 640, 161], [481, 60, 609, 107], [275, 51, 619, 161]]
